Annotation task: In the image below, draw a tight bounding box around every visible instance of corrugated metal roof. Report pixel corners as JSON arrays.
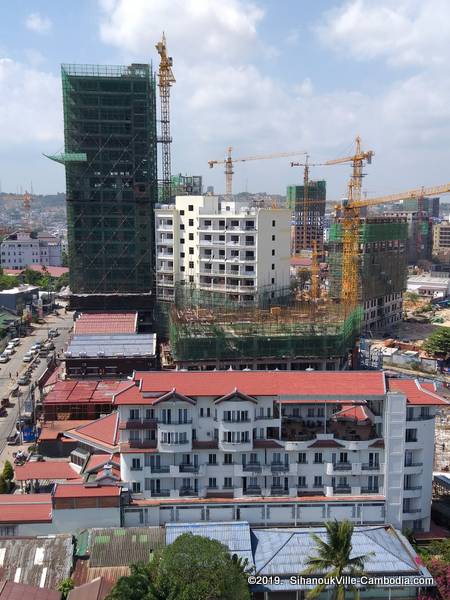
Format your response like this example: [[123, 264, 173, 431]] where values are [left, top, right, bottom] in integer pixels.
[[66, 334, 156, 358], [67, 576, 113, 600], [86, 527, 164, 567], [0, 580, 61, 600], [166, 522, 253, 567], [0, 535, 73, 590], [251, 525, 429, 579]]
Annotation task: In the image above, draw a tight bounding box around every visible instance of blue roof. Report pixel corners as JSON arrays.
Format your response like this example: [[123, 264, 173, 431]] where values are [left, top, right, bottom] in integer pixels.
[[165, 521, 253, 567]]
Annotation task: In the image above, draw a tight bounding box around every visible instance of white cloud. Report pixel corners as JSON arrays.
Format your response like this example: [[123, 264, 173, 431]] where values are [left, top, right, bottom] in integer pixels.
[[0, 58, 62, 144], [25, 12, 52, 34], [317, 0, 450, 67]]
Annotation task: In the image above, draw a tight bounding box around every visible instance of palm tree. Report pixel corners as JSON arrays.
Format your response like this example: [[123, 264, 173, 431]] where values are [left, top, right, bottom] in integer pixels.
[[302, 520, 373, 600]]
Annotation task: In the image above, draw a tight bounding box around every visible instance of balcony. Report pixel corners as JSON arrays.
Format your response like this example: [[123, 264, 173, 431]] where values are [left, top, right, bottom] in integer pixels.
[[179, 488, 198, 497], [222, 417, 251, 423], [179, 463, 199, 473], [125, 440, 157, 449], [130, 466, 143, 471], [271, 486, 289, 496], [333, 485, 351, 494], [281, 418, 379, 443], [404, 485, 422, 491], [243, 462, 262, 472], [362, 463, 380, 471], [150, 466, 170, 474], [159, 419, 193, 425], [120, 419, 157, 430], [361, 487, 379, 494], [332, 462, 352, 472], [150, 489, 171, 497], [243, 486, 261, 496], [271, 462, 289, 472], [403, 508, 421, 515]]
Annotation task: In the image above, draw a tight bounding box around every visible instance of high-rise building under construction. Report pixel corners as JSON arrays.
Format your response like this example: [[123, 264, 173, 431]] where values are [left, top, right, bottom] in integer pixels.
[[49, 63, 158, 294], [287, 180, 326, 254]]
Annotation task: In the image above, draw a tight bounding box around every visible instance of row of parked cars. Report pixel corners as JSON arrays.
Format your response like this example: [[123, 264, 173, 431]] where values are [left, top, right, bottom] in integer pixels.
[[0, 337, 22, 363]]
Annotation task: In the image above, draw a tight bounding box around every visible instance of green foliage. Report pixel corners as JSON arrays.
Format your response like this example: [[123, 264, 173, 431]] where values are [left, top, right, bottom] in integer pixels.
[[106, 563, 154, 600], [2, 461, 13, 481], [302, 520, 373, 600], [404, 291, 420, 303], [0, 269, 17, 291], [0, 476, 7, 494], [423, 327, 450, 355], [20, 268, 43, 286], [106, 535, 250, 600], [418, 538, 450, 563], [61, 250, 69, 268], [58, 578, 74, 600]]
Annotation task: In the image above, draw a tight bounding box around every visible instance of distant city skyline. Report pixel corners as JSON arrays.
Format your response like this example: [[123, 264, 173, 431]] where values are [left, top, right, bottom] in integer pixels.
[[2, 1, 450, 201]]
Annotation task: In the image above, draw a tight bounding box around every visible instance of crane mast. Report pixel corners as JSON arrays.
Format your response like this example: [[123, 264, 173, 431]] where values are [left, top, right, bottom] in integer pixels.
[[155, 33, 175, 203]]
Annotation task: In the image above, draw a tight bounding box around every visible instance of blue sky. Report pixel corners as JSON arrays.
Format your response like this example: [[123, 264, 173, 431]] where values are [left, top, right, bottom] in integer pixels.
[[1, 0, 450, 200]]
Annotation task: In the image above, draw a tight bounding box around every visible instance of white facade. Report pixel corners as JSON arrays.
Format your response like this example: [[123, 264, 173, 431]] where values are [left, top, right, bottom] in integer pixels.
[[1, 232, 62, 270], [155, 195, 291, 302], [363, 292, 403, 332], [118, 376, 440, 532]]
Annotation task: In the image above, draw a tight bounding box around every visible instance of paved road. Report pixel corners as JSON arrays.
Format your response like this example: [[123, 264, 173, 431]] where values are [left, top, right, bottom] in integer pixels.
[[0, 310, 74, 455]]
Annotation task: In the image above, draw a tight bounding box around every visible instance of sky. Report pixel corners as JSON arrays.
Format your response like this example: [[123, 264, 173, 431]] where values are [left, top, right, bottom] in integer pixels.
[[1, 0, 450, 200]]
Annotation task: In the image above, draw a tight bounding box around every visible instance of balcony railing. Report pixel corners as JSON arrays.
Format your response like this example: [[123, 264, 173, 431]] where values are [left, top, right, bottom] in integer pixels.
[[333, 462, 352, 471], [179, 488, 197, 497], [179, 464, 199, 473], [243, 486, 261, 496], [255, 415, 277, 420], [160, 439, 190, 445], [404, 485, 422, 491], [130, 466, 143, 471], [127, 440, 157, 449], [243, 462, 261, 472], [222, 417, 251, 423], [271, 463, 289, 472], [159, 419, 193, 425], [403, 508, 421, 514], [362, 463, 380, 471], [404, 462, 423, 467], [151, 489, 171, 497], [150, 466, 170, 474], [361, 487, 379, 494], [333, 485, 351, 494], [271, 486, 289, 495]]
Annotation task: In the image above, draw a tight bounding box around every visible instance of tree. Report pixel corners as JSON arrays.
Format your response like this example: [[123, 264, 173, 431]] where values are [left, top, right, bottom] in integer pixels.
[[106, 535, 250, 600], [58, 578, 74, 600], [3, 460, 13, 482], [423, 327, 450, 355], [0, 476, 7, 494], [302, 520, 373, 600]]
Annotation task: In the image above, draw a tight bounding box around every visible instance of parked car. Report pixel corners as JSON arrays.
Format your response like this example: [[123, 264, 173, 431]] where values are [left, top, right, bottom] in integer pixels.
[[7, 433, 20, 446], [18, 375, 30, 386], [0, 407, 7, 417], [22, 353, 33, 363], [1, 397, 10, 408], [10, 338, 21, 347], [48, 329, 59, 338], [3, 348, 15, 356], [0, 354, 10, 363], [44, 341, 55, 351], [39, 348, 49, 358]]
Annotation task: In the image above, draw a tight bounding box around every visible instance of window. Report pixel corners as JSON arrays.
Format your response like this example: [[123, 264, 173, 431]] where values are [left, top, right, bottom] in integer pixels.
[[188, 205, 194, 211], [144, 429, 155, 441], [224, 453, 233, 465], [298, 476, 306, 487], [180, 223, 185, 230], [129, 409, 139, 420], [132, 481, 141, 493], [188, 219, 194, 226], [189, 233, 194, 241], [145, 409, 154, 420], [206, 407, 211, 417], [189, 247, 194, 254], [129, 430, 140, 441], [180, 266, 185, 272], [314, 476, 322, 487], [224, 477, 233, 488], [180, 252, 185, 258], [200, 407, 204, 417], [307, 408, 314, 417], [405, 428, 417, 443], [208, 454, 217, 465], [271, 264, 275, 270], [272, 220, 275, 226], [132, 458, 141, 470], [189, 261, 194, 268], [272, 234, 275, 241], [298, 452, 307, 464], [314, 452, 323, 464], [272, 249, 275, 256], [208, 477, 217, 488], [180, 238, 185, 244]]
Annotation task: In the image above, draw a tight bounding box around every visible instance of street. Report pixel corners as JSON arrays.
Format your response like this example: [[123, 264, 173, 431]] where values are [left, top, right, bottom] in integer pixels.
[[0, 309, 74, 457]]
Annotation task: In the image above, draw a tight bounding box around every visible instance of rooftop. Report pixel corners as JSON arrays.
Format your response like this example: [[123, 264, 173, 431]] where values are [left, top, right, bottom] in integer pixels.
[[0, 535, 73, 589], [388, 379, 450, 405], [14, 461, 82, 483], [67, 577, 112, 600], [39, 420, 93, 441], [28, 265, 69, 278], [74, 312, 137, 335], [0, 285, 39, 296], [0, 494, 52, 524], [66, 334, 156, 358], [44, 380, 125, 406], [0, 581, 61, 600], [64, 412, 120, 452]]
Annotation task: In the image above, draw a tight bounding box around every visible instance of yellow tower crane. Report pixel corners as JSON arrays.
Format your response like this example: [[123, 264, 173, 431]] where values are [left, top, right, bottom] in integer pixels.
[[2, 191, 35, 227], [208, 148, 307, 195], [340, 182, 450, 311], [155, 33, 175, 203]]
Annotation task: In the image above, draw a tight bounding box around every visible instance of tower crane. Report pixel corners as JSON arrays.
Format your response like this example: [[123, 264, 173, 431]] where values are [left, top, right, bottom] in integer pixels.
[[2, 191, 35, 227], [155, 33, 175, 203], [208, 147, 307, 195], [339, 182, 450, 311]]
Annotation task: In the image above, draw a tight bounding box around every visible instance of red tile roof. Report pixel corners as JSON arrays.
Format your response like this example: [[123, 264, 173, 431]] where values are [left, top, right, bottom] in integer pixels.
[[308, 439, 345, 448], [332, 405, 373, 423], [28, 265, 69, 278], [44, 380, 123, 405], [84, 453, 117, 473], [253, 439, 283, 448], [0, 494, 52, 524], [53, 484, 121, 499], [39, 420, 92, 441], [65, 412, 120, 450], [74, 312, 137, 335], [388, 378, 450, 405], [115, 371, 386, 405], [0, 581, 61, 600], [14, 461, 82, 482]]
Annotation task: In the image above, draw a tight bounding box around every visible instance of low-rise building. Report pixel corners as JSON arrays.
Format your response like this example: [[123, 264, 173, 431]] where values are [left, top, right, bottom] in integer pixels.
[[433, 220, 450, 263], [0, 231, 62, 270], [155, 195, 291, 302], [407, 273, 450, 299], [0, 284, 39, 314], [115, 370, 448, 532]]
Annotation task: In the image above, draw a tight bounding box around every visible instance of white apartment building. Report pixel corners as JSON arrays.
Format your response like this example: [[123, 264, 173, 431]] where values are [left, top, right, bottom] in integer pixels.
[[1, 231, 62, 270], [155, 195, 291, 302], [115, 371, 447, 532]]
